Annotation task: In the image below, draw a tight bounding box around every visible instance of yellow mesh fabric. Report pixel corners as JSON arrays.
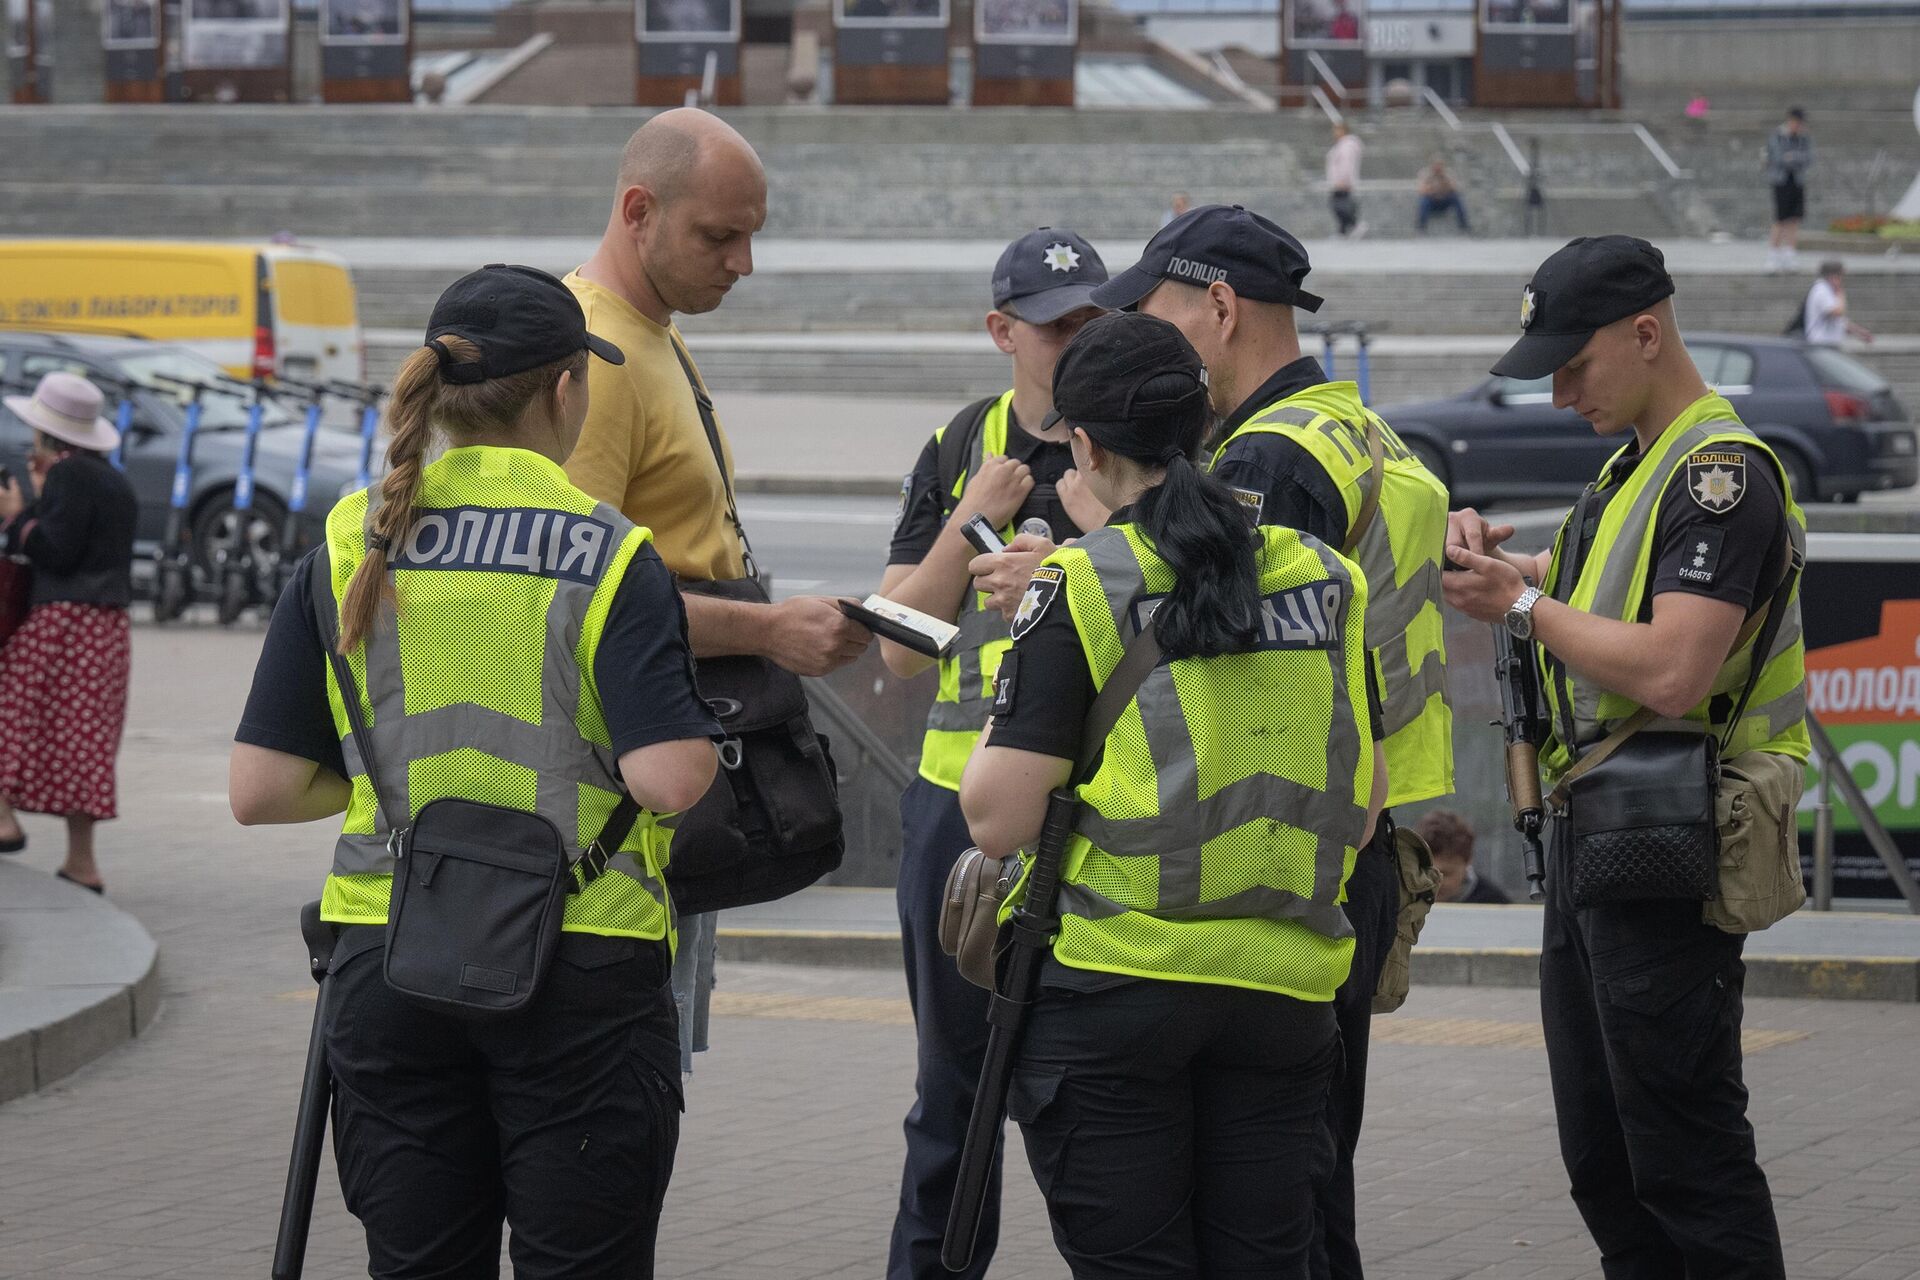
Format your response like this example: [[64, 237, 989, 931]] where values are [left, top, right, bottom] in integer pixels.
[[1041, 523, 1372, 999], [316, 447, 673, 941]]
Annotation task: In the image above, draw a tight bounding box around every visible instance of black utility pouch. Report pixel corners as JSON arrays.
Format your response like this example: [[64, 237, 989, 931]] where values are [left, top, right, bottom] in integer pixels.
[[383, 798, 573, 1018], [1567, 731, 1720, 908]]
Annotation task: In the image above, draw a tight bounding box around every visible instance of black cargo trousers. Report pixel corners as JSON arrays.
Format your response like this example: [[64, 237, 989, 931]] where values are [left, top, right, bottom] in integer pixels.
[[1539, 822, 1786, 1280], [324, 930, 683, 1279]]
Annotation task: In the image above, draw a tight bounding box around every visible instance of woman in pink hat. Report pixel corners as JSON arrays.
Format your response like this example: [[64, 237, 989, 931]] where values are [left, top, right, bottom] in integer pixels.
[[0, 371, 140, 893]]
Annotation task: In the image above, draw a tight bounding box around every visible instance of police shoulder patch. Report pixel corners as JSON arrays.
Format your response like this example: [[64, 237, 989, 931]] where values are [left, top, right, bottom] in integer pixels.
[[1009, 565, 1065, 642], [1674, 524, 1726, 587], [1230, 485, 1265, 524], [893, 474, 913, 533], [1685, 450, 1747, 514]]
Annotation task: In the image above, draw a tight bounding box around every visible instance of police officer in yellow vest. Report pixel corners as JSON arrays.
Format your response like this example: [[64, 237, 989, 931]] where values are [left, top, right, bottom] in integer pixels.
[[874, 227, 1109, 1280], [1089, 204, 1452, 1280], [230, 266, 721, 1277], [1444, 237, 1802, 1280], [962, 311, 1388, 1278]]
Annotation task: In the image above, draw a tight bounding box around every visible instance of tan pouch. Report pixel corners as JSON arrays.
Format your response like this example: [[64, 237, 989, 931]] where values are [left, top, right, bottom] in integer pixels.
[[940, 848, 1016, 990], [1372, 826, 1443, 1014], [1704, 749, 1807, 934]]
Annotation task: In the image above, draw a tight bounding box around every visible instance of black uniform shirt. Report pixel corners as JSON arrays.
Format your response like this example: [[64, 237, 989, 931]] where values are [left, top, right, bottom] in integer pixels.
[[887, 401, 1083, 566], [235, 543, 721, 778], [1561, 441, 1790, 618], [1207, 356, 1351, 547]]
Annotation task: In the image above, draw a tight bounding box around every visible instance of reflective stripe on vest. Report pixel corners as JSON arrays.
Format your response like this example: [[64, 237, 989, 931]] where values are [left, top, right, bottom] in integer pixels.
[[1213, 384, 1454, 806], [1537, 411, 1811, 784], [918, 390, 1015, 790], [316, 448, 677, 941], [1039, 521, 1374, 1001]]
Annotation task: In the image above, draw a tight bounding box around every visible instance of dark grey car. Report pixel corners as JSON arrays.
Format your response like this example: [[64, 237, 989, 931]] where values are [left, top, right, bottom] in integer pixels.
[[0, 333, 372, 584], [1379, 334, 1917, 506]]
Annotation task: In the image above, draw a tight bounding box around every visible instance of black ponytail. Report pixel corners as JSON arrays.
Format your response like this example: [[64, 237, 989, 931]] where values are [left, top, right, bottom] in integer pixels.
[[1132, 453, 1261, 661]]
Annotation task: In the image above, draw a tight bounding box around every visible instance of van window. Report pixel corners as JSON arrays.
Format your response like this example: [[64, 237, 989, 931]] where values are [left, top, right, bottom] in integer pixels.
[[274, 260, 359, 329]]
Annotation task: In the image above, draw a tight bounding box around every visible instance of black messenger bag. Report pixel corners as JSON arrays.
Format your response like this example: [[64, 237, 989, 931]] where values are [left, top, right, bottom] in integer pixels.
[[667, 338, 845, 916], [1548, 538, 1800, 910], [324, 646, 640, 1018], [673, 577, 845, 916]]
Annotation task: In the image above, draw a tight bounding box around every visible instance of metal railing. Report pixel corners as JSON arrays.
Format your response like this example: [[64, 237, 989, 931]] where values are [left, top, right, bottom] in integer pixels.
[[1806, 712, 1920, 914], [805, 677, 918, 795], [1419, 84, 1462, 132]]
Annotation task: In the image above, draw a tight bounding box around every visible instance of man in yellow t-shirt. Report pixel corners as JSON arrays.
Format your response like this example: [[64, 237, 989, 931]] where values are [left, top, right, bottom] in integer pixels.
[[567, 108, 872, 1073]]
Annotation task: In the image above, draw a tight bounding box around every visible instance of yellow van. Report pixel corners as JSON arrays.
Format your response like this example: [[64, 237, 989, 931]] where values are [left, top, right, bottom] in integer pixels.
[[0, 239, 363, 384]]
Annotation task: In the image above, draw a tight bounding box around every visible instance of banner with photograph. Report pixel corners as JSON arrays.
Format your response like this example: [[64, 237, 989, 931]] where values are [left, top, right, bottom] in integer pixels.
[[320, 0, 407, 46], [5, 0, 26, 60], [183, 0, 289, 70], [637, 0, 738, 42], [834, 0, 949, 31], [1287, 0, 1365, 49], [975, 0, 1075, 46], [1480, 0, 1573, 34], [103, 0, 161, 50]]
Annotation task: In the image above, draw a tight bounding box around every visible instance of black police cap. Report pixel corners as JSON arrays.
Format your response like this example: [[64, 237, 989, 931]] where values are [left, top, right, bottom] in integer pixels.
[[1090, 205, 1324, 313], [1490, 236, 1676, 381], [1046, 312, 1209, 463], [992, 228, 1109, 325], [426, 264, 624, 385]]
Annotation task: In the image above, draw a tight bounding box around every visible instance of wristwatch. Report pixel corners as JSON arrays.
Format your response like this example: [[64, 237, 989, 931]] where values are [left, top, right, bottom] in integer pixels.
[[1504, 586, 1543, 641]]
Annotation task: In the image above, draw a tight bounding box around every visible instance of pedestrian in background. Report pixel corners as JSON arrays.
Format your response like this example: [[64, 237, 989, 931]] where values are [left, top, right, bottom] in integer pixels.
[[0, 372, 137, 894], [1161, 190, 1191, 228], [231, 265, 717, 1277], [962, 310, 1386, 1278], [1764, 107, 1811, 273], [1416, 156, 1471, 234], [1413, 809, 1511, 904], [1327, 122, 1366, 238], [875, 226, 1108, 1280], [1801, 260, 1873, 347], [564, 107, 871, 1077]]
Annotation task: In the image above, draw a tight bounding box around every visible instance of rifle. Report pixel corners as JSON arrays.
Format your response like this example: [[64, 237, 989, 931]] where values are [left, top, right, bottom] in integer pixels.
[[272, 902, 339, 1280], [1492, 612, 1549, 902], [943, 627, 1163, 1273]]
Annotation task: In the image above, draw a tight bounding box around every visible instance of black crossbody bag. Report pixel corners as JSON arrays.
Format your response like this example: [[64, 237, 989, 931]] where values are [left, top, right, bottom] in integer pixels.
[[324, 644, 641, 1018], [667, 339, 845, 916], [1546, 508, 1801, 909]]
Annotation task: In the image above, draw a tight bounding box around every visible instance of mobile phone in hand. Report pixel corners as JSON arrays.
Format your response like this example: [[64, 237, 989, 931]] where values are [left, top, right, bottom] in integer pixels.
[[961, 513, 1007, 556]]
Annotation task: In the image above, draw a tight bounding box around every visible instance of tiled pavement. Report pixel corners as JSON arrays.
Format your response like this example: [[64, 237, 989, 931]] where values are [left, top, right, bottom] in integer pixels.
[[2, 624, 1918, 1279]]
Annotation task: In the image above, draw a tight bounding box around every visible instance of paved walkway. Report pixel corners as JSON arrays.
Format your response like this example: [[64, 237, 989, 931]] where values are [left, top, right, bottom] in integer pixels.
[[2, 622, 1919, 1278]]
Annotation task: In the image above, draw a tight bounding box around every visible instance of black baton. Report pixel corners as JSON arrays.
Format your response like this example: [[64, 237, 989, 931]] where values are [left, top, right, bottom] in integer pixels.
[[272, 901, 339, 1280]]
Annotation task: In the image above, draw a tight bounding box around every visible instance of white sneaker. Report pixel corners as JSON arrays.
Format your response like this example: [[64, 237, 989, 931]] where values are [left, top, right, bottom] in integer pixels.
[[1352, 220, 1370, 240]]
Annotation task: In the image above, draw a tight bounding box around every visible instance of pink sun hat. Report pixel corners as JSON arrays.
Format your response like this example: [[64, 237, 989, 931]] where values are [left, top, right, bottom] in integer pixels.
[[3, 371, 122, 453]]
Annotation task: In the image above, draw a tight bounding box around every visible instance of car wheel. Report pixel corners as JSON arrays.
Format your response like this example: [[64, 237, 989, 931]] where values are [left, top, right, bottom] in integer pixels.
[[194, 490, 287, 605], [1773, 446, 1816, 506], [1407, 438, 1451, 490]]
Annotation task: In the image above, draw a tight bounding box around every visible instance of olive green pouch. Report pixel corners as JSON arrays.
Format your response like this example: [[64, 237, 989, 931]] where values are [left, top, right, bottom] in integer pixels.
[[1704, 749, 1807, 934], [1372, 825, 1442, 1014]]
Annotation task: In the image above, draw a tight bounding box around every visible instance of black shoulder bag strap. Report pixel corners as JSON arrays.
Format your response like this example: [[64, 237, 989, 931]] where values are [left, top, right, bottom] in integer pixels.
[[935, 394, 1001, 522], [669, 335, 759, 583], [316, 553, 643, 892]]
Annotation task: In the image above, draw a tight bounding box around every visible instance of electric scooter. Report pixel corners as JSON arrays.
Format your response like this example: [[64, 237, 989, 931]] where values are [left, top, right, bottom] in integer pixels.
[[332, 382, 385, 493], [214, 378, 273, 625], [148, 373, 246, 624], [272, 376, 332, 597]]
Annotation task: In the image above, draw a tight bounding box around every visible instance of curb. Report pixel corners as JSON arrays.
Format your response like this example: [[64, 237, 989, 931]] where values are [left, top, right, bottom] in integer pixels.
[[734, 474, 903, 498], [0, 865, 163, 1105], [716, 929, 1920, 1002]]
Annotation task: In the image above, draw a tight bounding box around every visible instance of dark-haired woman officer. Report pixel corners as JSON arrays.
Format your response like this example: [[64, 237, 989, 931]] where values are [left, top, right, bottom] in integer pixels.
[[960, 311, 1386, 1279]]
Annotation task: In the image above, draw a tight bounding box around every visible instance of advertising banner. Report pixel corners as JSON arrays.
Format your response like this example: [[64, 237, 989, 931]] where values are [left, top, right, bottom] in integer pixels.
[[183, 0, 289, 71], [1798, 544, 1920, 898]]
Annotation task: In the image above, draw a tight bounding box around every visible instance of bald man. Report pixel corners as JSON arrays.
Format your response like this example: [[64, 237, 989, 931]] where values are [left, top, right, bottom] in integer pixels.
[[567, 109, 871, 1079]]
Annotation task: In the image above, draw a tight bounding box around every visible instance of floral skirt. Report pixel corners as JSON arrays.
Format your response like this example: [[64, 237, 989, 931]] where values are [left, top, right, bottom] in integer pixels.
[[0, 603, 131, 820]]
